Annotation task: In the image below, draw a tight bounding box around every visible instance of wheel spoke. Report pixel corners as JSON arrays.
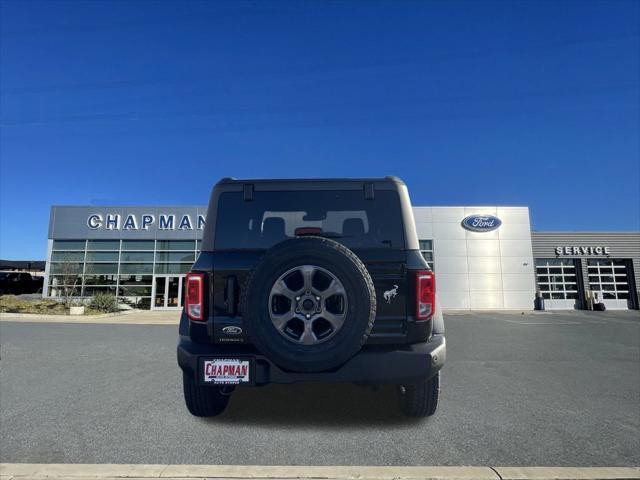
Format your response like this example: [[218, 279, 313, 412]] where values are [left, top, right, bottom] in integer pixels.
[[322, 311, 346, 330], [272, 310, 295, 330], [322, 279, 345, 299], [271, 279, 296, 300], [299, 321, 317, 345], [300, 265, 316, 292]]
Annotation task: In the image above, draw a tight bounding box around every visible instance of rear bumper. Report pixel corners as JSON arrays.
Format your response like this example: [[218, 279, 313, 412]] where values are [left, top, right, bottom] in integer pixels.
[[177, 335, 445, 386]]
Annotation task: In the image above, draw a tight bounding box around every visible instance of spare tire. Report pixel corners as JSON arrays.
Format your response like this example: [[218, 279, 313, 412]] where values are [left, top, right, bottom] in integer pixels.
[[241, 236, 376, 373]]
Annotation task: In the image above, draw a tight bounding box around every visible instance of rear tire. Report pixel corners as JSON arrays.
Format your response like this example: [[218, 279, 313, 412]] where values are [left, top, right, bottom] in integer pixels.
[[397, 372, 440, 418], [182, 373, 230, 417]]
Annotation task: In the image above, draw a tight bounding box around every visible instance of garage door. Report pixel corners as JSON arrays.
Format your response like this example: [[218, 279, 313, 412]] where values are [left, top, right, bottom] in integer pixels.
[[587, 259, 631, 310], [536, 258, 580, 310]]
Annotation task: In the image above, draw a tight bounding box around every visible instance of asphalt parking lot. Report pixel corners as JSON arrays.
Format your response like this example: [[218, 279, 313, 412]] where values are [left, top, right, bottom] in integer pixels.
[[1, 310, 638, 466]]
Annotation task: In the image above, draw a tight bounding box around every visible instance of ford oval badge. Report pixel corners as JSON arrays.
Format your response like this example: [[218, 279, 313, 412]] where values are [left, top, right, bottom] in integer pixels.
[[222, 326, 243, 336], [461, 214, 502, 232]]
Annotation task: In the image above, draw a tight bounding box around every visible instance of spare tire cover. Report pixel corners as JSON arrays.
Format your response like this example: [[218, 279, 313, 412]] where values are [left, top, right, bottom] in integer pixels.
[[241, 236, 376, 373]]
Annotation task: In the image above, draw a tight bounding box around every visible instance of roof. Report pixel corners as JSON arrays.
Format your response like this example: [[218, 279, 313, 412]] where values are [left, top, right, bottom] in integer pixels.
[[0, 259, 46, 270], [216, 176, 405, 185]]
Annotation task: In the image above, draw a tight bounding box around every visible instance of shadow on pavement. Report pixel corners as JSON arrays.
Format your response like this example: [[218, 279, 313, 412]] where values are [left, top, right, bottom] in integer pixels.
[[208, 382, 424, 428]]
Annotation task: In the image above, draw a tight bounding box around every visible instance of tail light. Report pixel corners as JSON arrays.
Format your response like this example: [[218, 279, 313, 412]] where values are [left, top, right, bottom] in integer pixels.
[[185, 272, 205, 322], [416, 270, 435, 321]]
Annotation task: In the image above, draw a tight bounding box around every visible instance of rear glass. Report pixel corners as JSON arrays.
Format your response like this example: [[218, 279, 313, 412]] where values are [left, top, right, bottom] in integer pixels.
[[214, 190, 405, 250]]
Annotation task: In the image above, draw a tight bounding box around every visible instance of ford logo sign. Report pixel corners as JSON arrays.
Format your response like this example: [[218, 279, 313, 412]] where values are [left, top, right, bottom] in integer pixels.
[[461, 214, 502, 232], [222, 326, 243, 336]]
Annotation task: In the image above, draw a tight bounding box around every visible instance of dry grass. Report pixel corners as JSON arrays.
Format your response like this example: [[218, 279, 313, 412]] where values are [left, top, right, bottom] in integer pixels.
[[0, 295, 70, 314], [0, 295, 111, 315]]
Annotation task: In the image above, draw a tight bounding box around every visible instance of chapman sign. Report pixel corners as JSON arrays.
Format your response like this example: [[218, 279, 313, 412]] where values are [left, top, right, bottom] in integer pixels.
[[87, 213, 206, 231], [461, 214, 502, 233], [555, 246, 611, 256]]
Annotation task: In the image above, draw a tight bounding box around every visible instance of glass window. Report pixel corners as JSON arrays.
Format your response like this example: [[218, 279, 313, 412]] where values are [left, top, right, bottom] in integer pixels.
[[121, 240, 155, 250], [86, 251, 119, 262], [214, 190, 405, 250], [155, 263, 190, 274], [419, 239, 435, 270], [52, 240, 85, 251], [156, 240, 195, 251], [50, 262, 83, 274], [84, 275, 117, 285], [84, 263, 118, 274], [119, 263, 154, 274], [120, 251, 154, 263], [155, 251, 195, 263], [118, 285, 153, 296], [84, 286, 117, 296], [419, 240, 433, 251], [87, 240, 120, 250], [49, 275, 82, 286], [119, 275, 153, 285], [51, 251, 85, 262]]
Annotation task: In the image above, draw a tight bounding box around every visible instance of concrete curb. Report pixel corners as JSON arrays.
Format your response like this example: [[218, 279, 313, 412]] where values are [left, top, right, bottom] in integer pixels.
[[1, 464, 638, 480]]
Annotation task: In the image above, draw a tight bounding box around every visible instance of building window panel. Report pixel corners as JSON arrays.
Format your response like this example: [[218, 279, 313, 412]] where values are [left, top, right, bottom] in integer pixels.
[[84, 275, 118, 285], [51, 251, 85, 262], [50, 262, 83, 274], [156, 240, 195, 251], [86, 252, 119, 262], [86, 240, 120, 251], [155, 251, 195, 263], [121, 240, 155, 250], [155, 263, 191, 274], [52, 240, 86, 251], [119, 263, 154, 274], [419, 239, 435, 270], [118, 285, 153, 296], [119, 275, 153, 285], [85, 263, 119, 274], [84, 286, 117, 296], [120, 251, 154, 263]]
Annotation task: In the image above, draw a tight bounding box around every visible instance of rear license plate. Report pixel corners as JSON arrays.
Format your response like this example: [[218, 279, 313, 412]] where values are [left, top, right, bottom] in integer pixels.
[[203, 358, 250, 384]]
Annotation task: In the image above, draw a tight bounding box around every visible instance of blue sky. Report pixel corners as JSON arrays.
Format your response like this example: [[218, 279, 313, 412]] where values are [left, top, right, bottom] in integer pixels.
[[1, 0, 638, 260]]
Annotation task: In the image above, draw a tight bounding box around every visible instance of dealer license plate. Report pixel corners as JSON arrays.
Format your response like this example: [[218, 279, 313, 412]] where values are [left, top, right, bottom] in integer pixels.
[[203, 358, 250, 384]]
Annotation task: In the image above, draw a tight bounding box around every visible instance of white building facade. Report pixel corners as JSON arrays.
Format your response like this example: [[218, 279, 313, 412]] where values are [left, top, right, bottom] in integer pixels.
[[413, 207, 535, 310]]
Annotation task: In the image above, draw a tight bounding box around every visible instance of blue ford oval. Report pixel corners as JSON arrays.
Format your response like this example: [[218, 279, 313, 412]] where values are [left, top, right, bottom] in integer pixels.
[[461, 214, 502, 232]]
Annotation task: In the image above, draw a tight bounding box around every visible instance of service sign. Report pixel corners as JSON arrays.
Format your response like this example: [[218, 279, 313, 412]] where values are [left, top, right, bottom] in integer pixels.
[[461, 214, 502, 232], [555, 246, 611, 256]]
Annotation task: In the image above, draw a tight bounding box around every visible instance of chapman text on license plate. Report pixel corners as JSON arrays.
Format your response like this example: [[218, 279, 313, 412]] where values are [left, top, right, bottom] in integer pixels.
[[203, 359, 250, 384]]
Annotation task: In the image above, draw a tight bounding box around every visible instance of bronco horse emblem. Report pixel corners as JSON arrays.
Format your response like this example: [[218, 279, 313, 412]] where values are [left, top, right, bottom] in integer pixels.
[[383, 285, 399, 304]]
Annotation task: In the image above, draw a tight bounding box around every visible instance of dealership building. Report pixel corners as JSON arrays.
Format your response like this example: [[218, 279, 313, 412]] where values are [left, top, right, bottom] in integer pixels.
[[44, 205, 640, 311]]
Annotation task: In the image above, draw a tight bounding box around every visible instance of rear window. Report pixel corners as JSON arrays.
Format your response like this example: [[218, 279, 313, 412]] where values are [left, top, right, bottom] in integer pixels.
[[214, 190, 405, 250]]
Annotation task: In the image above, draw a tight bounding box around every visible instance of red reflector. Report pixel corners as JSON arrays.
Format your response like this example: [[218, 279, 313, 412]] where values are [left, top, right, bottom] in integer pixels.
[[294, 227, 323, 236], [185, 272, 204, 322], [416, 270, 435, 321]]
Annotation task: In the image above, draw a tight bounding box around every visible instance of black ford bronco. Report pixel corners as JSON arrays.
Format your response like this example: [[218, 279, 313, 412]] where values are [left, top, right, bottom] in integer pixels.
[[177, 177, 445, 418]]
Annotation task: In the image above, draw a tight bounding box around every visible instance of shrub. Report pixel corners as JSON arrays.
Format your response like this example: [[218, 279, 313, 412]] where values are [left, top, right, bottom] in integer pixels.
[[89, 293, 119, 313]]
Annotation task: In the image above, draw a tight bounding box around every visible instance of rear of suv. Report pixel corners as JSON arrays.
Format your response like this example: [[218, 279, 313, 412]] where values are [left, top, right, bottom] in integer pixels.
[[177, 177, 445, 418]]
